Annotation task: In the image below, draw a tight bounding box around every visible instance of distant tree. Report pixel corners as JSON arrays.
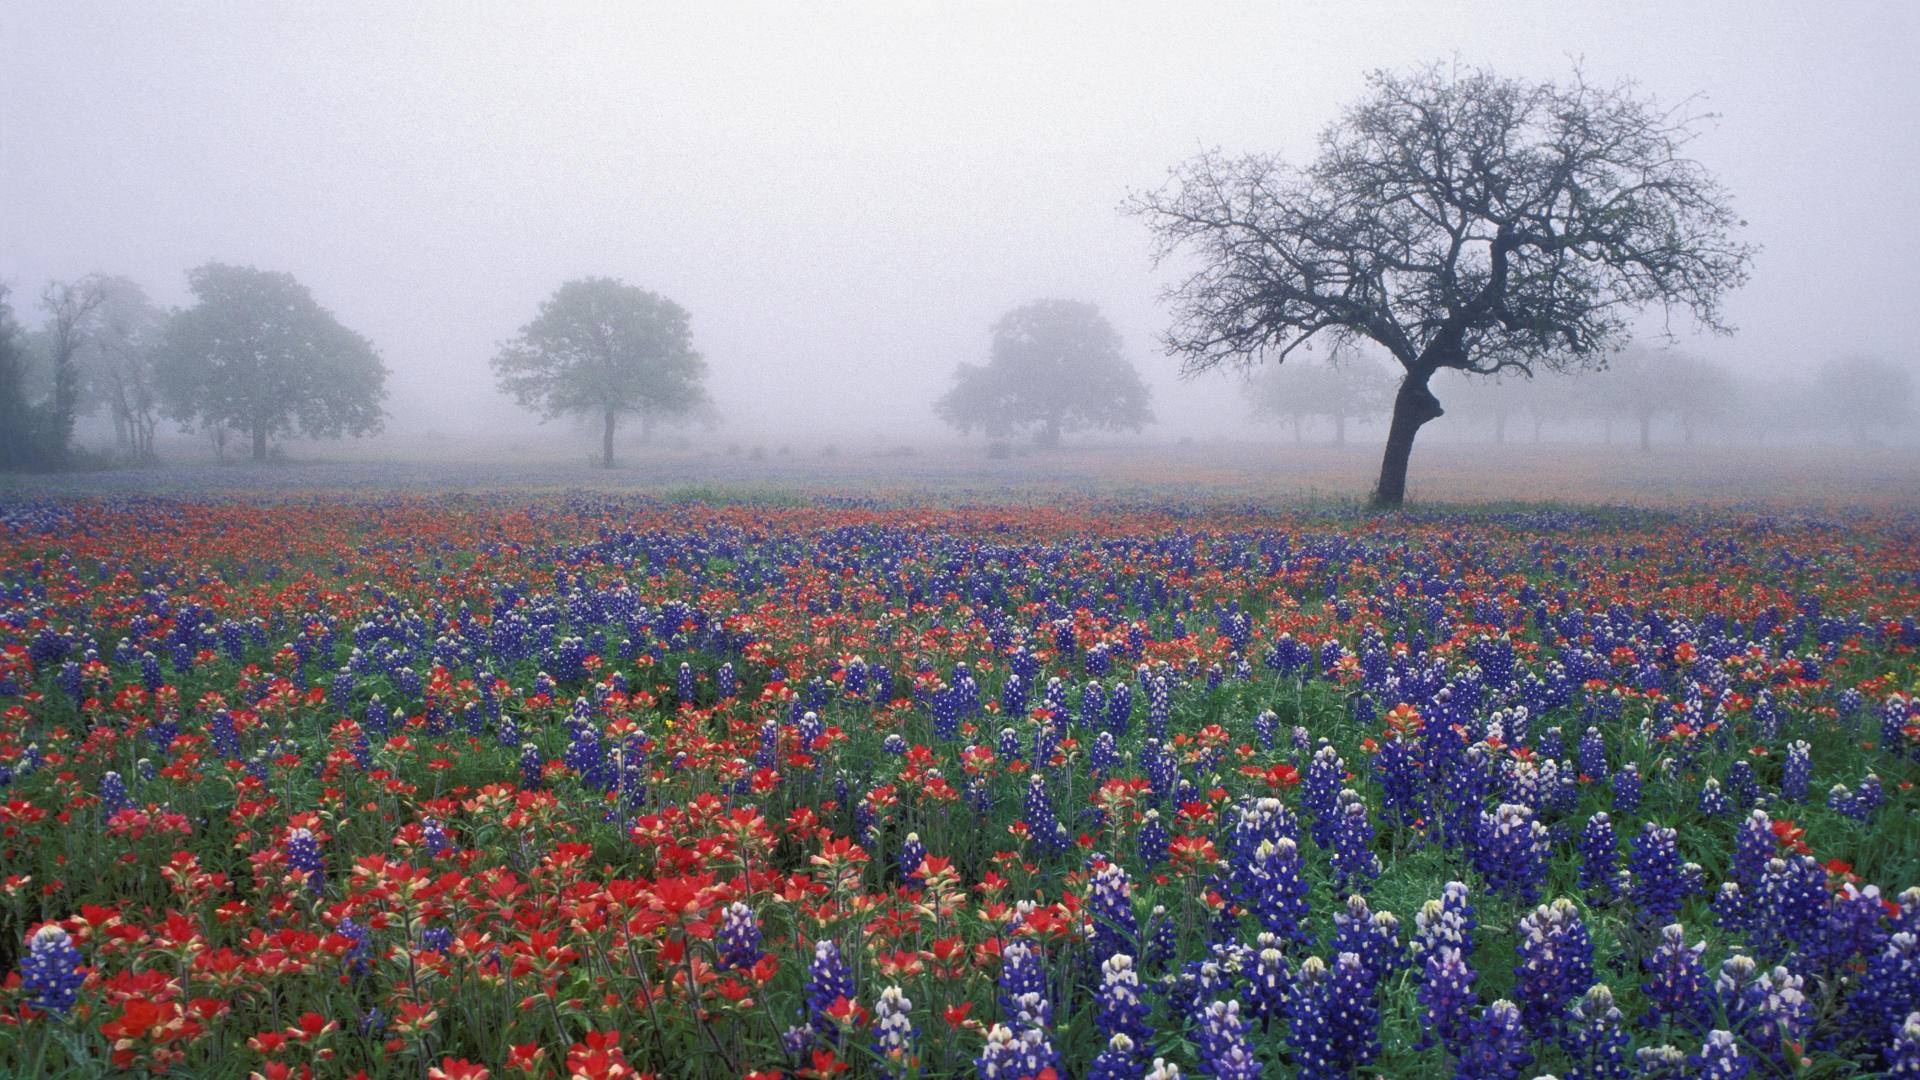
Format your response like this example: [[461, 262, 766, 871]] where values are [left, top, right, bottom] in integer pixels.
[[0, 286, 35, 467], [156, 263, 387, 460], [1598, 347, 1735, 450], [37, 278, 106, 464], [1815, 354, 1915, 446], [935, 299, 1152, 446], [72, 275, 164, 460], [1243, 344, 1391, 445], [1130, 63, 1753, 505], [492, 277, 710, 468]]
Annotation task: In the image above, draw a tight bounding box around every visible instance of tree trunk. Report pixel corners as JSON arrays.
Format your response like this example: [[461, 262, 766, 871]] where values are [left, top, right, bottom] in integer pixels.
[[1333, 414, 1347, 447], [1373, 369, 1442, 508], [1637, 413, 1652, 453], [251, 423, 268, 461], [601, 408, 617, 468], [1035, 416, 1062, 448]]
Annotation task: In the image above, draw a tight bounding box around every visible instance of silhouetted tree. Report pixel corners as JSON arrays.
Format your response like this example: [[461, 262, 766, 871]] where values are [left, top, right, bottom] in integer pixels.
[[1130, 63, 1753, 505], [1243, 344, 1391, 445], [156, 263, 388, 460], [492, 277, 709, 468], [1815, 353, 1915, 446], [935, 299, 1152, 446]]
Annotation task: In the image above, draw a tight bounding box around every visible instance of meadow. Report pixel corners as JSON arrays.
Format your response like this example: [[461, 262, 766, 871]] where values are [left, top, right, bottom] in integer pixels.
[[2, 474, 1919, 1078]]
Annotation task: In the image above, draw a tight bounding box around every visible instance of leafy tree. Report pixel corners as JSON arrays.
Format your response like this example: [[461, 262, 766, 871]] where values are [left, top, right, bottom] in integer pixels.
[[1130, 63, 1753, 505], [935, 299, 1152, 446], [1243, 344, 1391, 445], [156, 263, 387, 460], [492, 277, 710, 468]]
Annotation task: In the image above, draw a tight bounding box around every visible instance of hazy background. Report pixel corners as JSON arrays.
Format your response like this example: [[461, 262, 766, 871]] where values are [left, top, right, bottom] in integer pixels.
[[4, 0, 1917, 453]]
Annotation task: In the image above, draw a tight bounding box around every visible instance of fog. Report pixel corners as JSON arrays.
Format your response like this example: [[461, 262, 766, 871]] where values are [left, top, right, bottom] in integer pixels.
[[4, 1, 1918, 458]]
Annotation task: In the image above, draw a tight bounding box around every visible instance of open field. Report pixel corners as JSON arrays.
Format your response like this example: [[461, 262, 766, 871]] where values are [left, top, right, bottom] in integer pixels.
[[2, 468, 1919, 1078]]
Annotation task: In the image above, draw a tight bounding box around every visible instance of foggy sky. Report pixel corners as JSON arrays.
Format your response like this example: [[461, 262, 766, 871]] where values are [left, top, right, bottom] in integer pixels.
[[3, 1, 1916, 446]]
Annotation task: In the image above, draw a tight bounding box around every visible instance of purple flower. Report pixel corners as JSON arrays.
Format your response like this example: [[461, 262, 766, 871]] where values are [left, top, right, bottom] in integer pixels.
[[1087, 1034, 1142, 1080], [1096, 953, 1152, 1044], [1417, 945, 1476, 1054], [1513, 899, 1593, 1033], [975, 1023, 1060, 1080], [1414, 881, 1478, 967], [1475, 803, 1550, 905], [871, 985, 915, 1074], [1331, 894, 1403, 987], [1716, 955, 1808, 1071], [1577, 812, 1619, 901], [1454, 999, 1532, 1080], [1886, 1011, 1920, 1076], [19, 925, 85, 1015], [1328, 789, 1382, 893], [1641, 924, 1711, 1032], [1690, 1029, 1751, 1079], [1195, 999, 1261, 1080], [283, 826, 325, 894], [805, 939, 856, 1037], [1287, 953, 1379, 1080], [717, 901, 762, 971], [1780, 740, 1812, 802], [1563, 984, 1631, 1080], [1627, 824, 1689, 925], [1089, 861, 1140, 962]]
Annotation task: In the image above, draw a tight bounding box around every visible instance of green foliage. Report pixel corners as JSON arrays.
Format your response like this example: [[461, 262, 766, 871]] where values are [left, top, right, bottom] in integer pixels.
[[155, 263, 388, 460], [936, 299, 1153, 445], [491, 277, 710, 466]]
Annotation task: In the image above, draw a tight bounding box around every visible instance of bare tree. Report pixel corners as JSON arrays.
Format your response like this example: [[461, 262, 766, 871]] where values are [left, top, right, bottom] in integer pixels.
[[1129, 63, 1753, 505]]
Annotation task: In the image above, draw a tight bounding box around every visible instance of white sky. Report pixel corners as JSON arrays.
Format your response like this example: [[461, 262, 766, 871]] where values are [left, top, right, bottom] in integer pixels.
[[3, 1, 1916, 442]]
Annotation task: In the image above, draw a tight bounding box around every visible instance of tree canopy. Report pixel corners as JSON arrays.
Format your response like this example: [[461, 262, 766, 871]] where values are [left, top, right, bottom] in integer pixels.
[[491, 277, 709, 468], [156, 263, 388, 460], [1130, 63, 1753, 504], [935, 299, 1153, 446]]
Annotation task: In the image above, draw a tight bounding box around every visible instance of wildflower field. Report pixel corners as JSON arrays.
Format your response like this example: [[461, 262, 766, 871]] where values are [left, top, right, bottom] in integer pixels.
[[3, 494, 1919, 1079]]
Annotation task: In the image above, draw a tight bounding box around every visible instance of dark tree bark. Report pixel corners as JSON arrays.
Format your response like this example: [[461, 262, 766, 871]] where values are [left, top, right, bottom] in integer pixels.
[[1373, 371, 1443, 507], [602, 408, 617, 468]]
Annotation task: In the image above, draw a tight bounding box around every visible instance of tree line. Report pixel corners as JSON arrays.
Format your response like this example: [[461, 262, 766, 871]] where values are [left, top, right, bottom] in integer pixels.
[[14, 63, 1909, 497]]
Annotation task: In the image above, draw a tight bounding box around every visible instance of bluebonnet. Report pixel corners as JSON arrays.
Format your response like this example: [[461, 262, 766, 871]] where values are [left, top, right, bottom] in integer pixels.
[[1627, 824, 1689, 925], [1513, 899, 1593, 1033], [1850, 931, 1920, 1047], [1288, 953, 1379, 1080], [976, 1023, 1060, 1080], [1088, 861, 1140, 963], [1563, 983, 1632, 1080], [898, 832, 927, 890], [871, 985, 915, 1075], [284, 827, 325, 894], [1716, 955, 1808, 1071], [1578, 812, 1619, 900], [1087, 1034, 1142, 1080], [1096, 952, 1152, 1043], [1780, 740, 1812, 802], [1328, 789, 1381, 893], [1417, 945, 1476, 1054], [717, 902, 762, 970], [1641, 924, 1711, 1032], [1454, 999, 1532, 1080], [1331, 894, 1403, 988], [1612, 763, 1643, 814], [19, 925, 85, 1014], [1194, 999, 1261, 1080], [1304, 744, 1346, 848], [805, 939, 856, 1036], [1414, 881, 1478, 967], [1690, 1029, 1751, 1079], [518, 742, 543, 790], [1474, 803, 1550, 904]]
